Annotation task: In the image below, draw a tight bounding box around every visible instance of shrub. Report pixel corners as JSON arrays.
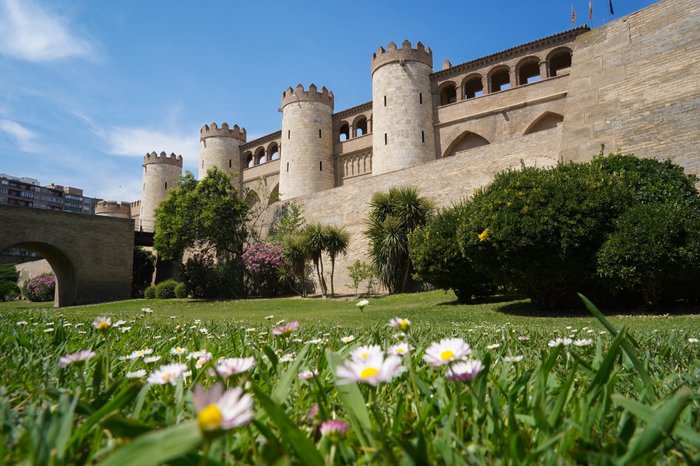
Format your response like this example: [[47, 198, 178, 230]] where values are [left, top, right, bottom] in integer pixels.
[[347, 260, 376, 297], [597, 203, 700, 306], [242, 242, 286, 297], [144, 285, 156, 299], [410, 203, 495, 303], [0, 264, 19, 283], [181, 254, 245, 299], [154, 280, 178, 299], [174, 282, 188, 299], [25, 273, 56, 302], [463, 163, 626, 308], [0, 281, 20, 301]]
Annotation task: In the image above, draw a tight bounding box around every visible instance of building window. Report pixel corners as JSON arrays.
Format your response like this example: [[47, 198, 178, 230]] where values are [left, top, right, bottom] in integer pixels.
[[384, 133, 387, 145], [320, 161, 323, 171], [319, 129, 322, 138], [439, 83, 457, 105], [384, 96, 387, 107], [286, 162, 289, 172], [421, 130, 425, 143], [229, 159, 232, 168], [164, 182, 168, 189], [419, 92, 423, 104], [463, 76, 484, 99], [287, 130, 290, 139]]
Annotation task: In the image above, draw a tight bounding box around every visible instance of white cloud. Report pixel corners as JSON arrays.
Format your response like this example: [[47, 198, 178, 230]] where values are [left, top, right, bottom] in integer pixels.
[[0, 0, 92, 62], [96, 125, 199, 166], [0, 118, 40, 152]]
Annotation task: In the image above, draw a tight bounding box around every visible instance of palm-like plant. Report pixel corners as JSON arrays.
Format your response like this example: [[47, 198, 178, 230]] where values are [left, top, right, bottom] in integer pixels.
[[323, 225, 350, 297], [302, 223, 328, 297], [365, 187, 433, 293], [283, 233, 308, 297]]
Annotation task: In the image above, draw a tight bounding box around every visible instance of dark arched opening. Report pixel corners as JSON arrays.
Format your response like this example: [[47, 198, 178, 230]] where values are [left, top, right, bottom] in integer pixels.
[[548, 49, 572, 77], [255, 148, 266, 165], [439, 82, 457, 106], [269, 143, 280, 161], [244, 151, 254, 168], [462, 75, 484, 99], [489, 67, 511, 92], [338, 123, 350, 142], [517, 57, 541, 85], [354, 117, 368, 137]]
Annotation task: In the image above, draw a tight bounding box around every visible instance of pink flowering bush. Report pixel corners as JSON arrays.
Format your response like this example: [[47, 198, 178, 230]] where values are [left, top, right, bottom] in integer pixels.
[[242, 242, 286, 296], [25, 273, 56, 302]]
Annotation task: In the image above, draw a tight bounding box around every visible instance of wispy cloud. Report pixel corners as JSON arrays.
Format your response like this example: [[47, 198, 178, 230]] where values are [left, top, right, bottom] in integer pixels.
[[0, 118, 40, 152], [97, 126, 198, 160], [0, 0, 92, 62]]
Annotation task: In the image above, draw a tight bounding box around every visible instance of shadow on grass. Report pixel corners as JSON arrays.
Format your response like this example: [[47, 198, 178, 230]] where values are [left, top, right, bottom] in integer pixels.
[[495, 298, 700, 318], [437, 294, 523, 307]]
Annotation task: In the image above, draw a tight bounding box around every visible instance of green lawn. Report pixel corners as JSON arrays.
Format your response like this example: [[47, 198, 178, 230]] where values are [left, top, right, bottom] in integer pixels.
[[3, 290, 699, 333]]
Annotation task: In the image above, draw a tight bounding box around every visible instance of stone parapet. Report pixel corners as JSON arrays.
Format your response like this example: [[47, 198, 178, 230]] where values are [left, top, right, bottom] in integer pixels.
[[143, 151, 183, 167], [200, 122, 247, 142], [95, 200, 131, 218], [282, 84, 334, 110], [371, 40, 432, 75]]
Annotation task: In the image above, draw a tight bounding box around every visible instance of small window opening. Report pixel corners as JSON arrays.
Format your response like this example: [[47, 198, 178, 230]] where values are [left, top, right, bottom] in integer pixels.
[[354, 118, 367, 137], [439, 83, 457, 105], [384, 96, 387, 107], [339, 123, 350, 142], [164, 182, 168, 189], [228, 159, 232, 168], [269, 144, 280, 160], [287, 130, 290, 139], [319, 129, 322, 138], [518, 60, 541, 85], [421, 130, 425, 143], [320, 161, 323, 171], [286, 162, 289, 172], [384, 133, 387, 145], [245, 153, 254, 168], [463, 77, 484, 99], [549, 50, 572, 77], [419, 93, 423, 104], [490, 68, 511, 92]]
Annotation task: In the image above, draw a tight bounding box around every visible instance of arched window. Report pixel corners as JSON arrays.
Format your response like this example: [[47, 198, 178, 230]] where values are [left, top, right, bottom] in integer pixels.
[[354, 116, 368, 137], [517, 57, 541, 85], [268, 184, 280, 205], [489, 67, 510, 92], [523, 112, 564, 135], [462, 75, 483, 99], [439, 82, 457, 106], [255, 147, 266, 165], [443, 131, 490, 157], [268, 143, 279, 161], [244, 151, 254, 168], [548, 48, 572, 77], [338, 123, 350, 142]]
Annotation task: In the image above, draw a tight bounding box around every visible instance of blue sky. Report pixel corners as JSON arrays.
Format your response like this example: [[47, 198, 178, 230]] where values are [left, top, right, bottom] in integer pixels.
[[0, 0, 656, 201]]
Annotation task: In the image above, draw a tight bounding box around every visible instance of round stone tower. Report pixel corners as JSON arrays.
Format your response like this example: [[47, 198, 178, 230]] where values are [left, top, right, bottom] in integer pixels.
[[95, 200, 131, 219], [371, 40, 434, 176], [139, 151, 183, 232], [199, 122, 246, 184], [279, 84, 334, 200]]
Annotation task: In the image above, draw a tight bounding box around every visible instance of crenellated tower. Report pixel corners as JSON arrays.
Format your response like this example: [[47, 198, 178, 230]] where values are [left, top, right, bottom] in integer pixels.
[[139, 151, 183, 232], [279, 84, 334, 200], [371, 40, 435, 175], [199, 122, 246, 184], [95, 200, 131, 219]]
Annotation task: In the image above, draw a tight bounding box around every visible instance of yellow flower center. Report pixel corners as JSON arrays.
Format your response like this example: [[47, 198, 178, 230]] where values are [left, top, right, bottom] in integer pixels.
[[360, 367, 379, 380], [400, 320, 409, 330], [97, 322, 110, 331], [397, 348, 405, 354], [198, 404, 223, 431], [440, 350, 455, 361], [361, 352, 368, 359], [478, 229, 491, 242]]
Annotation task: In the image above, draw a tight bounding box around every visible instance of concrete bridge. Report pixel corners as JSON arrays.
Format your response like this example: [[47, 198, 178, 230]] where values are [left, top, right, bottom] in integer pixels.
[[0, 204, 134, 307]]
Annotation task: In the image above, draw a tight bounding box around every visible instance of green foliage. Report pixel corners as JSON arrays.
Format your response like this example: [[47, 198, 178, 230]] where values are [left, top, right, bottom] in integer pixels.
[[346, 260, 376, 297], [597, 203, 700, 305], [282, 234, 310, 297], [0, 264, 19, 283], [174, 282, 188, 299], [131, 247, 154, 298], [0, 280, 20, 301], [410, 203, 494, 302], [143, 285, 155, 299], [24, 273, 56, 302], [181, 254, 245, 299], [154, 280, 178, 299], [302, 223, 329, 297], [268, 201, 305, 245], [321, 224, 350, 297], [154, 168, 249, 262], [463, 162, 626, 308], [365, 187, 433, 294]]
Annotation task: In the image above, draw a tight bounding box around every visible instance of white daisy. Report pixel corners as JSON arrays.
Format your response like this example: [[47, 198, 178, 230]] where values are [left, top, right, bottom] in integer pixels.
[[388, 317, 411, 331], [388, 342, 413, 357], [445, 360, 484, 382], [336, 352, 405, 386], [350, 344, 382, 362], [193, 383, 253, 432], [423, 338, 471, 366], [573, 339, 593, 347], [503, 355, 524, 363], [548, 338, 573, 347], [340, 335, 355, 343], [147, 363, 187, 385], [126, 369, 147, 379], [215, 357, 256, 378]]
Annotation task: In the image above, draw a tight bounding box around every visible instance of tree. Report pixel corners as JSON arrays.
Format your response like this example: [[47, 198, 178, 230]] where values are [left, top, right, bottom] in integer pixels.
[[154, 168, 250, 298], [324, 225, 350, 297], [302, 223, 329, 297], [283, 233, 309, 297], [365, 187, 433, 294]]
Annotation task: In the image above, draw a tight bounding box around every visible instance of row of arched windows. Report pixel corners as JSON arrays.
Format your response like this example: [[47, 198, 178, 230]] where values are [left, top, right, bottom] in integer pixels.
[[243, 142, 280, 169], [438, 48, 573, 106], [337, 115, 370, 142]]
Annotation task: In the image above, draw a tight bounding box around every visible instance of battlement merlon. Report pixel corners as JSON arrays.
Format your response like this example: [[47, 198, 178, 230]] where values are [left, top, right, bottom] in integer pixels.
[[95, 200, 131, 215], [143, 151, 184, 167], [200, 122, 247, 142], [371, 40, 433, 75], [282, 84, 334, 110]]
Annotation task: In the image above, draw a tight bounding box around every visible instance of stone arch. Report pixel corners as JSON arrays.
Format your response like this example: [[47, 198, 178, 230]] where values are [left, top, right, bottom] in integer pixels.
[[338, 121, 350, 141], [523, 111, 564, 135], [254, 147, 266, 165], [443, 131, 490, 157], [438, 81, 457, 106], [2, 241, 75, 307], [516, 56, 541, 85], [268, 142, 280, 161], [268, 184, 280, 205], [244, 151, 254, 168], [245, 190, 260, 208], [352, 115, 368, 137], [461, 73, 484, 99], [488, 65, 511, 93], [547, 47, 572, 77]]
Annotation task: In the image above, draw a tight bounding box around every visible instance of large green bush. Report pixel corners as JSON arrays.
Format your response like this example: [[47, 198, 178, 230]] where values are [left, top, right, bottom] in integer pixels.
[[132, 247, 155, 298], [462, 162, 626, 308], [181, 254, 245, 299], [144, 285, 156, 299], [0, 281, 20, 301], [154, 280, 178, 299], [597, 203, 700, 305], [410, 203, 494, 302], [174, 282, 188, 299]]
